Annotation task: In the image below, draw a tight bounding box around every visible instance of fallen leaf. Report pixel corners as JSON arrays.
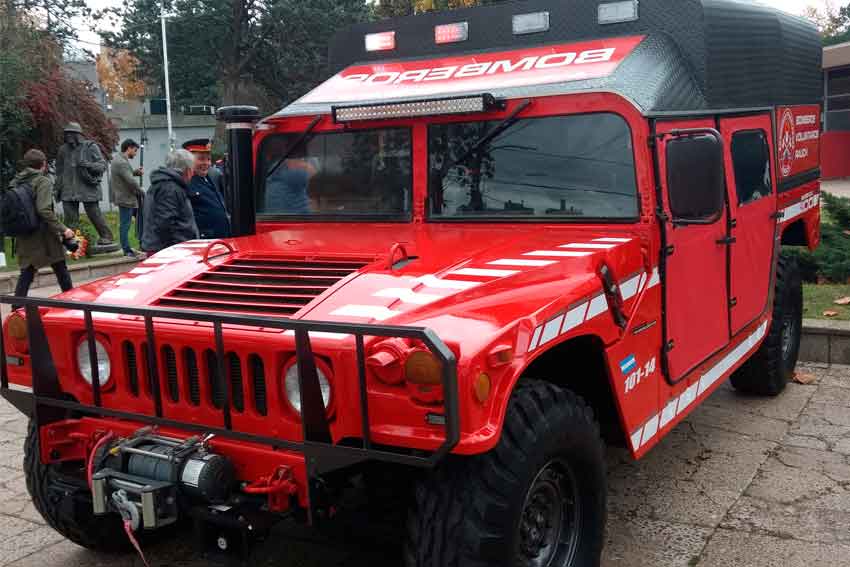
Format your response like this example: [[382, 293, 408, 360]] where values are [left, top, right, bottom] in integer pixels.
[[844, 230, 850, 236], [835, 297, 850, 305], [824, 310, 840, 318], [793, 372, 817, 385]]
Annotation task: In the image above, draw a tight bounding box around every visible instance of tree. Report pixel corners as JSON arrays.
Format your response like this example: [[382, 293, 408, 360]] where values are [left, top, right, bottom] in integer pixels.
[[96, 48, 147, 103], [803, 1, 850, 45], [372, 0, 503, 19]]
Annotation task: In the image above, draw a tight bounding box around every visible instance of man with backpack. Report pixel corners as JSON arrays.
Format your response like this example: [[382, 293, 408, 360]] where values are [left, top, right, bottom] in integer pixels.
[[6, 149, 75, 300], [54, 123, 113, 246]]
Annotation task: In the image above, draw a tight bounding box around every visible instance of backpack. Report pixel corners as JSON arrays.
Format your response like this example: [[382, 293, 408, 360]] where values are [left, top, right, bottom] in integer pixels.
[[1, 181, 40, 237]]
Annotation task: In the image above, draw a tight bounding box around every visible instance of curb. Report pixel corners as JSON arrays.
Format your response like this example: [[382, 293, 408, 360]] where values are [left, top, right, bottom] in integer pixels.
[[801, 319, 850, 364], [0, 256, 139, 293]]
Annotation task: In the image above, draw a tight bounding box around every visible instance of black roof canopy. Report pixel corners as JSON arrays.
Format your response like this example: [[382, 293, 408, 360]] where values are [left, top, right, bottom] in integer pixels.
[[319, 0, 822, 115]]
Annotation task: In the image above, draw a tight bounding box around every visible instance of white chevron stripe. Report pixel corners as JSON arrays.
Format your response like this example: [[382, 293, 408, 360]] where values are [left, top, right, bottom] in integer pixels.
[[524, 250, 594, 257], [489, 259, 557, 267], [448, 268, 519, 278], [330, 305, 401, 321], [560, 243, 617, 250], [374, 288, 444, 305]]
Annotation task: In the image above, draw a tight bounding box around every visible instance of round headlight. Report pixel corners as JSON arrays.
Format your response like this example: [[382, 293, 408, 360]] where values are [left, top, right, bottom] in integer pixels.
[[76, 339, 111, 386], [284, 363, 330, 413]]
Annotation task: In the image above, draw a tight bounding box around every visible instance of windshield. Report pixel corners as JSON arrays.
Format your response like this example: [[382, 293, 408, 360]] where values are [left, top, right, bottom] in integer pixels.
[[257, 128, 412, 218], [428, 113, 638, 220]]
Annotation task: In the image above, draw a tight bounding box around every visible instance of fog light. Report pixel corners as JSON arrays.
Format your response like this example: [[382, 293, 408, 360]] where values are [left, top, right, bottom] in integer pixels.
[[404, 350, 442, 385], [474, 372, 491, 404]]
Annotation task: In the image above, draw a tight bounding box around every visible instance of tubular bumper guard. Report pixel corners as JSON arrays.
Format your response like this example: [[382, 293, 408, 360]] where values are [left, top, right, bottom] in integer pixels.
[[0, 296, 459, 514]]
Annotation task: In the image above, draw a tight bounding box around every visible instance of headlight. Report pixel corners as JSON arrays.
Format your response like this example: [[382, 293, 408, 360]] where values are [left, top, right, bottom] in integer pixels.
[[76, 339, 111, 386], [284, 363, 330, 413]]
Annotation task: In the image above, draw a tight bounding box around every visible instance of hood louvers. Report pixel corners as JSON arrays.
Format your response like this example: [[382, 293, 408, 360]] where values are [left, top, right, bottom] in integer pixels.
[[157, 257, 370, 316]]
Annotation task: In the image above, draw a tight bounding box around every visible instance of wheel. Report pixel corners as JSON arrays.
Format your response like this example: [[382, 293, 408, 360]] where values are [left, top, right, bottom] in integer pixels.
[[731, 252, 802, 396], [405, 381, 606, 567], [24, 420, 130, 552]]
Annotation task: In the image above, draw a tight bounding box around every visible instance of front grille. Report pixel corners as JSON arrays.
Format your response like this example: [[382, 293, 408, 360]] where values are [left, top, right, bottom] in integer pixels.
[[121, 342, 267, 415], [157, 256, 371, 316]]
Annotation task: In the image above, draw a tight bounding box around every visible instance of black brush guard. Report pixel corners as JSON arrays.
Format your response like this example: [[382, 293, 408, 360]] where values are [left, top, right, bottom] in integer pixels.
[[0, 295, 459, 517]]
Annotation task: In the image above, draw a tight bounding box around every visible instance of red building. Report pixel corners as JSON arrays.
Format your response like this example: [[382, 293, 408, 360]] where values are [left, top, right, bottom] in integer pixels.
[[824, 41, 850, 179]]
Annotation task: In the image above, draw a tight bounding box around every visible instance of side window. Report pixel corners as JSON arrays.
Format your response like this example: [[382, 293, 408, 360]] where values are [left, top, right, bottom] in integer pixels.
[[731, 130, 772, 205], [666, 133, 725, 223]]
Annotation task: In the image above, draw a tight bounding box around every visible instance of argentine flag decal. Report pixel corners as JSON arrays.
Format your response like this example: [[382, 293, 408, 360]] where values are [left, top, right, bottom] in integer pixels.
[[619, 355, 637, 375]]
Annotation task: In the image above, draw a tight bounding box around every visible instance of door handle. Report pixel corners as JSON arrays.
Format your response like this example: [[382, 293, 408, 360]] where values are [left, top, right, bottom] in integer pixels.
[[716, 236, 736, 245]]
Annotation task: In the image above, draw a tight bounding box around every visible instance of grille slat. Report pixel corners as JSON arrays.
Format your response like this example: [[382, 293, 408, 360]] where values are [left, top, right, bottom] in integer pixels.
[[206, 349, 224, 409], [156, 256, 370, 315], [228, 353, 244, 413], [250, 355, 267, 416], [184, 348, 201, 406], [123, 341, 139, 396], [163, 346, 179, 403]]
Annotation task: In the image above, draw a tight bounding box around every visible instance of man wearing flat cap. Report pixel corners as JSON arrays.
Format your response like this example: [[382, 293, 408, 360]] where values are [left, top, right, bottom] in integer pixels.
[[54, 122, 114, 246], [182, 138, 230, 240]]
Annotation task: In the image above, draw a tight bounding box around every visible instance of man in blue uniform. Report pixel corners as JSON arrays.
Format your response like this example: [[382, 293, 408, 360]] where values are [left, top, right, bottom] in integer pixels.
[[182, 139, 230, 239]]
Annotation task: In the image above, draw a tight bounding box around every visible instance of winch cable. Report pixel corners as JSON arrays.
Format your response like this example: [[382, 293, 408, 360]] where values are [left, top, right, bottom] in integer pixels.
[[85, 433, 152, 567], [123, 518, 151, 567], [86, 431, 115, 490]]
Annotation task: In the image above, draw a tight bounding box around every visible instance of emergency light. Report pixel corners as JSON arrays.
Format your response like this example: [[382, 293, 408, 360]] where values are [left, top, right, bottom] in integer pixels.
[[365, 31, 396, 52], [598, 1, 639, 24], [332, 94, 502, 123], [513, 12, 550, 35], [435, 22, 469, 44]]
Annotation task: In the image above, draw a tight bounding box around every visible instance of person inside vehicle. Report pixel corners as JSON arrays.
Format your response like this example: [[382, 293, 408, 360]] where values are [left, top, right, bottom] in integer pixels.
[[183, 138, 230, 239], [140, 150, 199, 253], [110, 139, 144, 258], [10, 149, 75, 300], [264, 142, 318, 214]]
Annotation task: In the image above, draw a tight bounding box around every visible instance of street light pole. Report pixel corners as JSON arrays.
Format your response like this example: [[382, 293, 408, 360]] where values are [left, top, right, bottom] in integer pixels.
[[160, 9, 174, 150]]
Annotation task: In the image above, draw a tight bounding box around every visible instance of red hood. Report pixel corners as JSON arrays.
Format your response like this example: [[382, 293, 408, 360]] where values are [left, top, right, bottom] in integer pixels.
[[61, 223, 646, 353]]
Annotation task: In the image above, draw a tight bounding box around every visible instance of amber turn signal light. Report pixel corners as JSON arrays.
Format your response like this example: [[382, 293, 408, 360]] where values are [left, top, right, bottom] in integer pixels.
[[404, 350, 443, 385], [474, 372, 491, 404], [7, 314, 27, 341]]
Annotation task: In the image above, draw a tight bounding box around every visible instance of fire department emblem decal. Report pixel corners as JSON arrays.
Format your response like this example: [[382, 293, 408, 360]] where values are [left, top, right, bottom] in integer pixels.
[[778, 108, 796, 178]]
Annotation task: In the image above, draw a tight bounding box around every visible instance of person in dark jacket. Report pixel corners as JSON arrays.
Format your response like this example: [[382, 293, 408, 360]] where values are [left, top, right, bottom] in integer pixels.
[[54, 122, 114, 245], [183, 139, 230, 239], [11, 149, 76, 300], [140, 150, 199, 253]]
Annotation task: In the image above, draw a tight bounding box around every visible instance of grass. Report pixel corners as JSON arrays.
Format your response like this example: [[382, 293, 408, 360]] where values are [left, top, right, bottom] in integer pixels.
[[0, 210, 140, 272], [803, 283, 850, 321]]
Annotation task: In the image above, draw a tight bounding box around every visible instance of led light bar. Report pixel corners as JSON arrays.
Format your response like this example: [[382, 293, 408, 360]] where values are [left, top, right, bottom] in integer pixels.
[[598, 0, 639, 24], [435, 22, 469, 44], [333, 94, 502, 123], [365, 31, 396, 52], [513, 11, 550, 35]]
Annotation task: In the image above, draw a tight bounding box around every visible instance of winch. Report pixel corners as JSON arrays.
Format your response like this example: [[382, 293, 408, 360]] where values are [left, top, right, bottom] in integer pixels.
[[90, 427, 235, 532]]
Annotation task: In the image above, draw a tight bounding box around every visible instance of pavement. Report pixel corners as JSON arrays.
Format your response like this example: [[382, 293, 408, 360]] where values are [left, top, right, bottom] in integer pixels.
[[823, 178, 850, 199], [0, 363, 847, 566]]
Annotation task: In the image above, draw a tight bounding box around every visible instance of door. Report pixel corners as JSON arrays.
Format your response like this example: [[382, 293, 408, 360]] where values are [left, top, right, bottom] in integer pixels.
[[719, 115, 778, 335], [657, 120, 730, 382]]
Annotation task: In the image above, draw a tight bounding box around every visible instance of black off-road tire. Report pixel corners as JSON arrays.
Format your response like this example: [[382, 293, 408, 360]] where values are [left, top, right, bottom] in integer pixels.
[[731, 253, 802, 396], [24, 420, 130, 553], [405, 381, 606, 567]]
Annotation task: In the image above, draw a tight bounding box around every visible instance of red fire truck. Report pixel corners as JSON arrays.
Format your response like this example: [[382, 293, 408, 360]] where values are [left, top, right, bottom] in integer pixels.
[[1, 1, 822, 566]]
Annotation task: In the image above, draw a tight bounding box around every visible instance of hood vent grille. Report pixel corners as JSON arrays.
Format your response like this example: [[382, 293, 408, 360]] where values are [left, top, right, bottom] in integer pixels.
[[157, 257, 370, 316]]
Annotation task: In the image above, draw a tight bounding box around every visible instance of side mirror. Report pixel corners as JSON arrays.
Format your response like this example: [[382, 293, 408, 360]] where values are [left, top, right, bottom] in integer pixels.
[[665, 131, 725, 223]]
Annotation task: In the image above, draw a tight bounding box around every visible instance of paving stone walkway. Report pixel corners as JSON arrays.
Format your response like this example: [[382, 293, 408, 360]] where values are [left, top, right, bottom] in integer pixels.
[[0, 363, 848, 566]]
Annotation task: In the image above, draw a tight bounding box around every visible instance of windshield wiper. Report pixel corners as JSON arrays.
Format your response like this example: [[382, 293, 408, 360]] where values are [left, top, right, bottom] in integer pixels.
[[266, 115, 323, 178], [443, 99, 532, 171]]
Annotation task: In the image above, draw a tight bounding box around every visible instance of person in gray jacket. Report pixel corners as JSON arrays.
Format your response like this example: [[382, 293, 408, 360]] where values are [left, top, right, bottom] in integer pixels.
[[141, 150, 199, 253], [110, 139, 144, 257], [54, 122, 114, 245]]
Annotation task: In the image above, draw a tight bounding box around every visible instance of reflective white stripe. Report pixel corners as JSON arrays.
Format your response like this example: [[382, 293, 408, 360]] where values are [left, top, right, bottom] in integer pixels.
[[100, 289, 138, 301], [619, 274, 642, 301], [594, 237, 632, 243], [330, 305, 401, 321], [528, 326, 543, 352], [630, 321, 768, 451], [154, 248, 195, 259], [638, 272, 647, 291], [374, 288, 443, 305], [283, 330, 351, 341], [448, 268, 519, 278], [586, 295, 608, 319], [414, 275, 480, 290], [561, 302, 588, 333], [648, 268, 660, 288], [524, 250, 593, 257], [488, 259, 557, 267], [539, 314, 565, 347], [560, 243, 617, 250], [781, 193, 819, 224], [115, 275, 153, 286], [130, 267, 158, 274]]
